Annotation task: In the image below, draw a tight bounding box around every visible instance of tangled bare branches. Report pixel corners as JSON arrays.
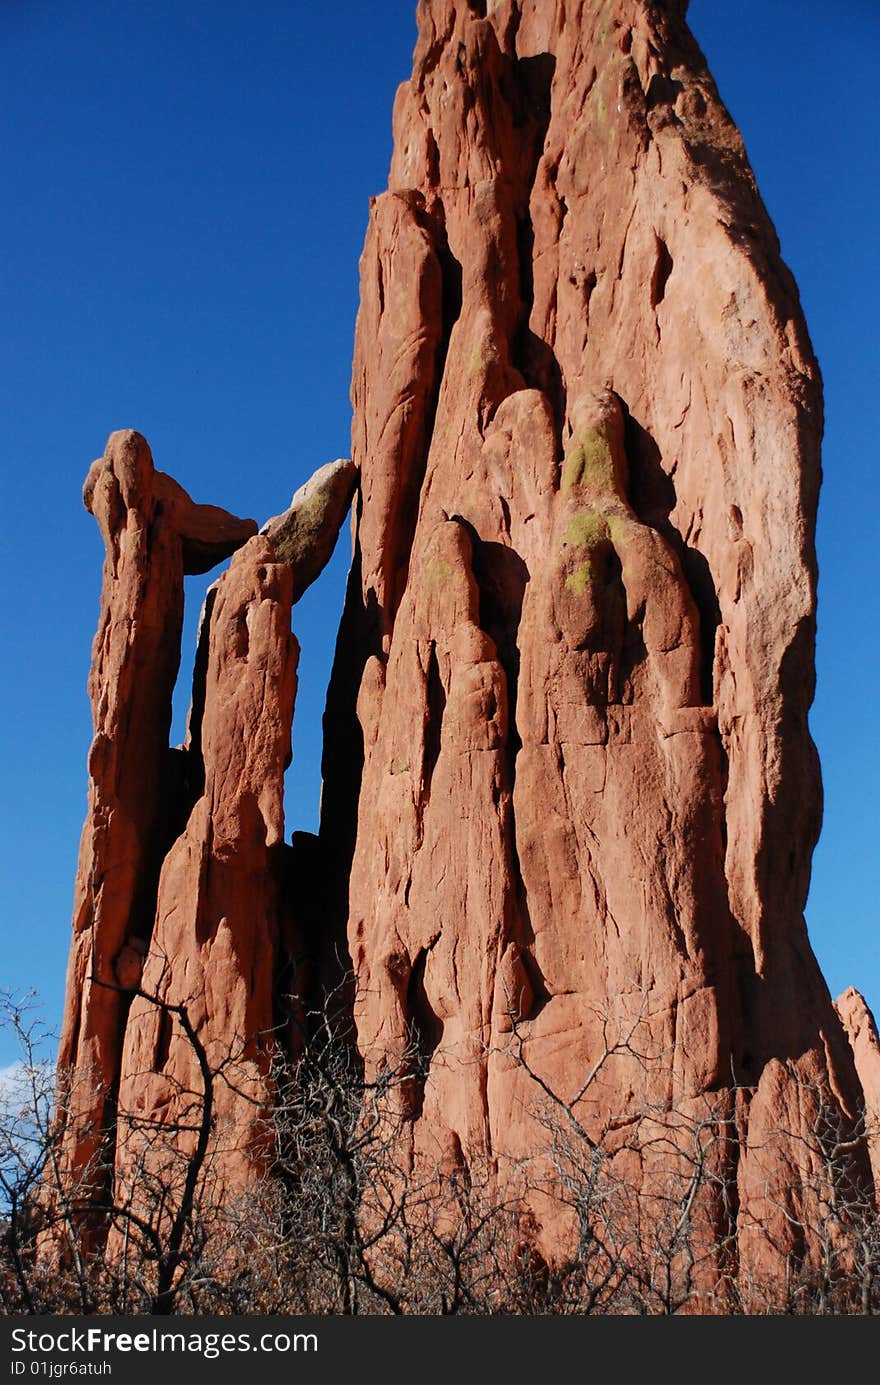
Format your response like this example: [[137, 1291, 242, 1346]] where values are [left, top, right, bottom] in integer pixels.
[[1, 985, 877, 1315]]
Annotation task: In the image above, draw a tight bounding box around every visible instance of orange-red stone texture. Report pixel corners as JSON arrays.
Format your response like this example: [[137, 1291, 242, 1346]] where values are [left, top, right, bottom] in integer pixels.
[[58, 431, 257, 1182], [837, 989, 880, 1195], [319, 0, 872, 1259], [56, 4, 876, 1278]]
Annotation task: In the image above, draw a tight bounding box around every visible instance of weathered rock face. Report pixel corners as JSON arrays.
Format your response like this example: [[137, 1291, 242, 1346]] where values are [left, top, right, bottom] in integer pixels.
[[56, 0, 874, 1291], [58, 431, 257, 1184], [319, 0, 872, 1264], [837, 989, 880, 1194], [58, 431, 354, 1200], [117, 534, 297, 1199]]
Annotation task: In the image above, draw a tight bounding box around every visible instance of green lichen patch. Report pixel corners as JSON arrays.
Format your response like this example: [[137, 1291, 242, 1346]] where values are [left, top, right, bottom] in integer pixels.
[[563, 510, 609, 549], [561, 427, 616, 496], [271, 487, 332, 566], [564, 560, 596, 596]]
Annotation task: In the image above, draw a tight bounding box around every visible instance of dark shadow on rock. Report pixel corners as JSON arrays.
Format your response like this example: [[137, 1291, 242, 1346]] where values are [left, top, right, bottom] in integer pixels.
[[623, 405, 719, 705]]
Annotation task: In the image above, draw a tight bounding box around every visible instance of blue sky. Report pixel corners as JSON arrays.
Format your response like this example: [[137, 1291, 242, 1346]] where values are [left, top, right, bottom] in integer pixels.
[[1, 0, 876, 1064]]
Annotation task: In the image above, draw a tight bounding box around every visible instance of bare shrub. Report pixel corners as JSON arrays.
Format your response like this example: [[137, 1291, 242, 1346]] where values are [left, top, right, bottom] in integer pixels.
[[2, 985, 877, 1315]]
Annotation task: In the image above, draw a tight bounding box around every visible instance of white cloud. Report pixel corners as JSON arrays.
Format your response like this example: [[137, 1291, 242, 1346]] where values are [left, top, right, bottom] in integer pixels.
[[0, 1059, 54, 1111], [0, 1061, 27, 1100]]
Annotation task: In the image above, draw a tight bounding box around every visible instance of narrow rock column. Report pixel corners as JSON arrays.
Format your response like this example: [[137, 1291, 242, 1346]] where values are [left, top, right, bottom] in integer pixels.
[[57, 431, 255, 1189], [116, 534, 297, 1201]]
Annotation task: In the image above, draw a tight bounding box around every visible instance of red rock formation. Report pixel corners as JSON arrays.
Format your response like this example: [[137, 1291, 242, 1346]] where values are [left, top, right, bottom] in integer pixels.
[[58, 430, 256, 1186], [58, 435, 354, 1201], [55, 1, 875, 1297], [318, 0, 872, 1271], [837, 988, 880, 1194], [117, 534, 296, 1199]]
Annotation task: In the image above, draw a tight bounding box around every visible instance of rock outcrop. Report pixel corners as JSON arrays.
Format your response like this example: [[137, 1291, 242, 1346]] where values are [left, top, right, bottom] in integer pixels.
[[317, 0, 873, 1270], [116, 534, 297, 1200], [56, 1, 875, 1293], [837, 988, 880, 1194], [58, 431, 257, 1186], [58, 430, 354, 1200]]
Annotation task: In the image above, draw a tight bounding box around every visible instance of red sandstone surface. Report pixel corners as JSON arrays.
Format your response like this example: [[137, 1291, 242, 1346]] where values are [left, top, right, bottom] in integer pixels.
[[58, 431, 257, 1185], [837, 988, 880, 1194], [318, 0, 872, 1262], [57, 433, 354, 1194], [55, 2, 876, 1283]]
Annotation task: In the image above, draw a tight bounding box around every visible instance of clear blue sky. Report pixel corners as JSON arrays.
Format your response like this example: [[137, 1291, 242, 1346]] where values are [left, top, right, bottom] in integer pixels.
[[1, 1, 876, 1065]]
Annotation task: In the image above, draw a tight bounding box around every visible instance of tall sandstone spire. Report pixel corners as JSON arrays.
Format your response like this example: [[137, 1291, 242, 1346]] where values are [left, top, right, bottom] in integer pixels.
[[57, 432, 355, 1201], [318, 0, 872, 1263], [55, 1, 876, 1287], [58, 431, 257, 1188]]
